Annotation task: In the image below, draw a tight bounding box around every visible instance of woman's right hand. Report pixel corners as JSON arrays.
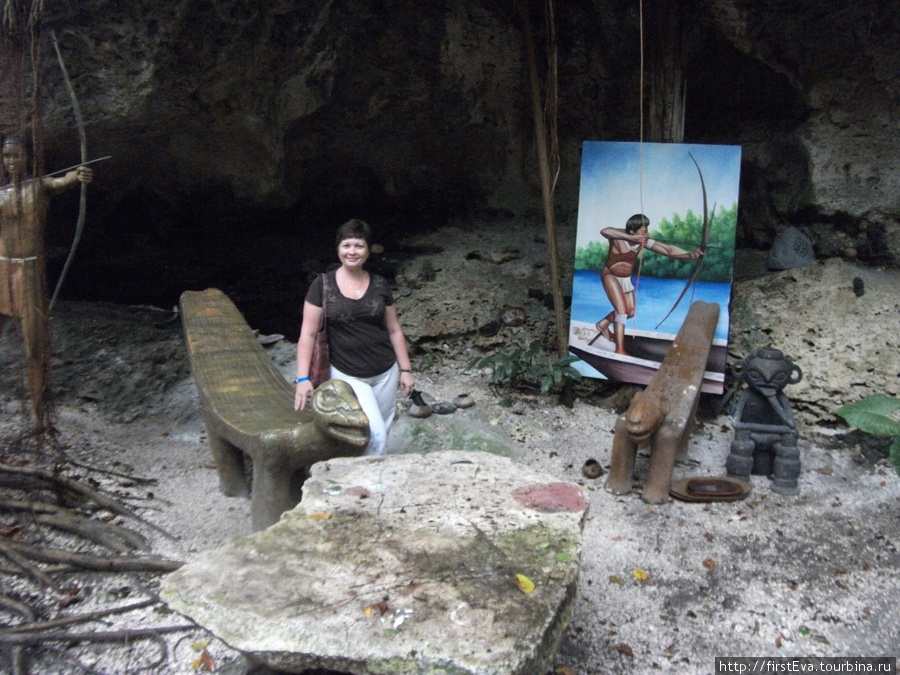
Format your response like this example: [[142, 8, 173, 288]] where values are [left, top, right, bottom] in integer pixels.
[[294, 380, 315, 410]]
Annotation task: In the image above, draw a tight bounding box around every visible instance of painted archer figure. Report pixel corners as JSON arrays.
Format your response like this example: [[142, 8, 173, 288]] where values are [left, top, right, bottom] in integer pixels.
[[0, 134, 93, 427], [592, 213, 701, 355]]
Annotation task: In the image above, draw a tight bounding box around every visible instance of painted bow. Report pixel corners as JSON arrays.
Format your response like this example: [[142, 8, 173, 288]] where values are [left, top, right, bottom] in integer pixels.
[[49, 30, 88, 312], [654, 152, 712, 330]]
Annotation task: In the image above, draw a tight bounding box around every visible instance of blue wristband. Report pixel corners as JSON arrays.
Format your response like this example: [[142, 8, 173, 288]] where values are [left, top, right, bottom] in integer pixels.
[[296, 377, 309, 383]]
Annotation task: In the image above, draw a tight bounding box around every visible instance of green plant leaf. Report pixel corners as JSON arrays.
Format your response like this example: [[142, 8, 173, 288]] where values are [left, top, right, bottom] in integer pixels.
[[837, 394, 900, 437], [890, 437, 900, 477], [540, 375, 552, 394]]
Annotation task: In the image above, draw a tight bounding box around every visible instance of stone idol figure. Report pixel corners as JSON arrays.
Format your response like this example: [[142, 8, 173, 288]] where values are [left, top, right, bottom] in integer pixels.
[[725, 347, 803, 495], [0, 135, 94, 428]]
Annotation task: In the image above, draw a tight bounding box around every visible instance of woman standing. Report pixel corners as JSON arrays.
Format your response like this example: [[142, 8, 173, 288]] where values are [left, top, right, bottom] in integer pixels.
[[294, 219, 414, 455]]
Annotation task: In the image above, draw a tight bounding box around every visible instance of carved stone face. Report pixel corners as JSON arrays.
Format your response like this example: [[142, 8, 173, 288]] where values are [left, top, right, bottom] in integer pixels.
[[741, 348, 801, 397], [311, 379, 370, 448]]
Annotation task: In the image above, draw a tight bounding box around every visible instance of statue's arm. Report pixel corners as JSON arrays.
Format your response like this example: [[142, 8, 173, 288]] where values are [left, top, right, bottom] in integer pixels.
[[42, 166, 93, 195]]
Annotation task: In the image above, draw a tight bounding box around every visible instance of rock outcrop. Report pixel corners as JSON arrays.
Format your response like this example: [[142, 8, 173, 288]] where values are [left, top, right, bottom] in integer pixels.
[[729, 258, 900, 426], [30, 0, 899, 305]]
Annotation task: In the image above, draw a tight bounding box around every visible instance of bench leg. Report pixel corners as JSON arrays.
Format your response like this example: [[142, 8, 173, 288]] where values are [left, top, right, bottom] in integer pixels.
[[643, 423, 683, 504], [606, 414, 637, 495], [250, 454, 300, 531], [207, 428, 250, 498]]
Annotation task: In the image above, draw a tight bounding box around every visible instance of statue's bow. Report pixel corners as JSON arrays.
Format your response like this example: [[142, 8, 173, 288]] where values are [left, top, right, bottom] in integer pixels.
[[49, 30, 88, 312], [654, 152, 712, 330]]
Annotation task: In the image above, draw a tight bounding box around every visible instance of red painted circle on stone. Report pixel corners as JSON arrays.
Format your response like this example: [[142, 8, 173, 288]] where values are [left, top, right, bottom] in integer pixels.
[[511, 483, 587, 513]]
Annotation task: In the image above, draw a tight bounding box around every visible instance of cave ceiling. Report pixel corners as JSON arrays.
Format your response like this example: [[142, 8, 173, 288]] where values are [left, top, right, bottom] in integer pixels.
[[4, 0, 896, 309]]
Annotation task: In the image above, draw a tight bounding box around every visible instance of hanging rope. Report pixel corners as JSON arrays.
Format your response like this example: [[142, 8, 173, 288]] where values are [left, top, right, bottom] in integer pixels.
[[633, 0, 646, 325]]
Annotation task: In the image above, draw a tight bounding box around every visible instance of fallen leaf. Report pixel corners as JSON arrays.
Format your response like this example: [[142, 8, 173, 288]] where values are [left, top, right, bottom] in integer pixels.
[[538, 541, 551, 549], [309, 512, 331, 521], [702, 558, 716, 570], [191, 638, 212, 652], [632, 568, 648, 581], [556, 667, 577, 675], [556, 552, 571, 561], [615, 642, 634, 657], [608, 575, 624, 585], [191, 649, 216, 671], [515, 573, 535, 594]]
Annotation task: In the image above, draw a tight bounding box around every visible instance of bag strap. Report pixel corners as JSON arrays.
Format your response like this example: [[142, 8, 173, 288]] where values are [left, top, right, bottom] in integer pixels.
[[319, 273, 327, 330]]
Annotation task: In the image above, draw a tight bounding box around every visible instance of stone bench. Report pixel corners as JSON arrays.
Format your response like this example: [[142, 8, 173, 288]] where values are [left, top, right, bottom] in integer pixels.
[[179, 288, 369, 531]]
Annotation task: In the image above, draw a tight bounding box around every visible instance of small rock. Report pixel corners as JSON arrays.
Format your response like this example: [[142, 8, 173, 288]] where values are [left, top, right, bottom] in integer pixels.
[[431, 401, 457, 415], [501, 306, 526, 326], [453, 394, 475, 409], [478, 319, 501, 337], [582, 459, 604, 479]]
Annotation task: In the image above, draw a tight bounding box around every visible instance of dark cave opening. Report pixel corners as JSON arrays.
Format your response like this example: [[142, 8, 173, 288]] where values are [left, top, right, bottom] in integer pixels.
[[45, 180, 477, 341]]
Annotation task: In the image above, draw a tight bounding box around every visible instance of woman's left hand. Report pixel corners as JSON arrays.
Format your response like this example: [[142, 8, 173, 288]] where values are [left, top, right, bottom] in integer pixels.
[[399, 371, 415, 398]]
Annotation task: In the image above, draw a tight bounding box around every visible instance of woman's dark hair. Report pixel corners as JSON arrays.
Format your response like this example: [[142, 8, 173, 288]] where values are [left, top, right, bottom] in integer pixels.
[[625, 213, 650, 234], [335, 218, 372, 248]]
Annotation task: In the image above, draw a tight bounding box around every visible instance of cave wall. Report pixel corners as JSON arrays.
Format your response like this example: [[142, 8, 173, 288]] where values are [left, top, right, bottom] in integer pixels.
[[28, 0, 900, 309]]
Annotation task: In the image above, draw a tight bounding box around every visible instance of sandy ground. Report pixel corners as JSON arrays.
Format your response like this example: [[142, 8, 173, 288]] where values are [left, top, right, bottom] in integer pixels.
[[1, 296, 899, 674]]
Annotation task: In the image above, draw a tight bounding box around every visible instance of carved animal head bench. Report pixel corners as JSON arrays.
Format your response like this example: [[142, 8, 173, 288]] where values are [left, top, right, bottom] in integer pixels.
[[179, 288, 369, 530], [605, 300, 721, 504]]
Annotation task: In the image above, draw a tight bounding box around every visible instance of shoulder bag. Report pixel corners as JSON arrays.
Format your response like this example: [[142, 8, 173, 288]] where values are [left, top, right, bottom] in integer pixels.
[[309, 273, 331, 388]]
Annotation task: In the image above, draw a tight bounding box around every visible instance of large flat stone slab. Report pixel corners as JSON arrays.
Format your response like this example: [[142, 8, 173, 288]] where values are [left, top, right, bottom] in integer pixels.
[[160, 450, 589, 674]]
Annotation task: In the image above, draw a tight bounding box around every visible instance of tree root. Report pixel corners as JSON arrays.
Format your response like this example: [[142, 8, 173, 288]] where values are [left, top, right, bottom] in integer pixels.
[[3, 598, 156, 633], [0, 452, 196, 672], [1, 539, 182, 572], [0, 462, 176, 540]]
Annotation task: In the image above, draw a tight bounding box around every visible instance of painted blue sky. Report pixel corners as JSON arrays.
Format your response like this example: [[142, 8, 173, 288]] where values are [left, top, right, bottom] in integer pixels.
[[575, 141, 742, 250]]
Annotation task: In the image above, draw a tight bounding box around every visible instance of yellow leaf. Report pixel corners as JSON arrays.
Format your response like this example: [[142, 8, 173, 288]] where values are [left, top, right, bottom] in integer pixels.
[[190, 649, 216, 671], [515, 573, 535, 594], [632, 568, 648, 581], [309, 512, 331, 521], [363, 606, 374, 617], [190, 638, 212, 651]]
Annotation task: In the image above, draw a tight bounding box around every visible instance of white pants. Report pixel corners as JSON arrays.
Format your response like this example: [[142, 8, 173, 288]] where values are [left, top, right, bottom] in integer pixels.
[[330, 363, 399, 456]]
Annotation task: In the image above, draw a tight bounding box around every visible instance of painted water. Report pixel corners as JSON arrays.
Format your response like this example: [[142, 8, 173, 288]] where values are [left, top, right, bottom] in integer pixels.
[[571, 270, 732, 341]]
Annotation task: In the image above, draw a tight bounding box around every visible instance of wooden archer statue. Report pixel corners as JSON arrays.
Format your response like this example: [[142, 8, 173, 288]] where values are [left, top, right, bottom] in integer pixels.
[[0, 134, 93, 429]]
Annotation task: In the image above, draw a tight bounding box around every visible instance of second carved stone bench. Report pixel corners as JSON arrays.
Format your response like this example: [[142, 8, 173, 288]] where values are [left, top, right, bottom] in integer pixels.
[[605, 300, 721, 503]]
